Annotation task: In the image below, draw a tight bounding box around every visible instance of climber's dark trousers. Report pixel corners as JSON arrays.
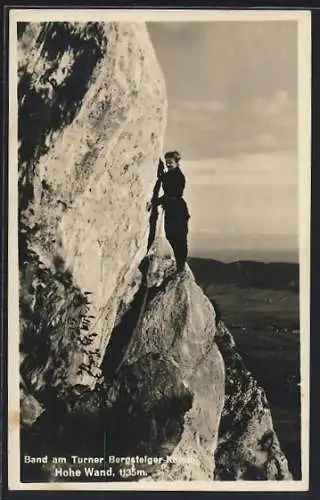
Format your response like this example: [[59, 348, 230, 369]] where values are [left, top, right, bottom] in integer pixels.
[[165, 224, 188, 272]]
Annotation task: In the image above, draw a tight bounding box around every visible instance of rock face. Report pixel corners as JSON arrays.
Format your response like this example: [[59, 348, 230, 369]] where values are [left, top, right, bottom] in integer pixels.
[[18, 21, 167, 394], [18, 21, 292, 482]]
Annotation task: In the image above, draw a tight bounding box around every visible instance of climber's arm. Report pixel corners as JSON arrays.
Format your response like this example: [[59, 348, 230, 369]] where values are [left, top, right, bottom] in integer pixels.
[[157, 158, 165, 179], [146, 159, 166, 211], [152, 195, 165, 207], [146, 194, 164, 212]]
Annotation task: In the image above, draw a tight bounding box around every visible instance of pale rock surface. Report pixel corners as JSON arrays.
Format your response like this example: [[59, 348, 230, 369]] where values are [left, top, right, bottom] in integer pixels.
[[18, 21, 167, 395]]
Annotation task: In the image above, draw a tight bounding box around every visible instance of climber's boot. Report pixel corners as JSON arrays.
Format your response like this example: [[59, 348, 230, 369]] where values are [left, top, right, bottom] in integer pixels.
[[175, 267, 188, 281]]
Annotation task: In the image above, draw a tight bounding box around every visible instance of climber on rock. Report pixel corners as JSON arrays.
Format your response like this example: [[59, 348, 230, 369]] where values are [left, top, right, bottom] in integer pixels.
[[147, 151, 190, 275]]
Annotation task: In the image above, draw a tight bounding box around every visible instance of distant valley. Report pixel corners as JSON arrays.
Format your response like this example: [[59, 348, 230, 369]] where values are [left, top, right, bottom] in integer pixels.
[[188, 257, 301, 480]]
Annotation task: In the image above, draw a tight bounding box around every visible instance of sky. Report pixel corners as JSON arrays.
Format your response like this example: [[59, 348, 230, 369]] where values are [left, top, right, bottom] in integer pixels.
[[148, 21, 299, 262]]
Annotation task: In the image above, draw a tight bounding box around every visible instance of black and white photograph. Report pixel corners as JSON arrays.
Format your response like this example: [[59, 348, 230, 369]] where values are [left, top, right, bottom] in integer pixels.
[[8, 9, 310, 491]]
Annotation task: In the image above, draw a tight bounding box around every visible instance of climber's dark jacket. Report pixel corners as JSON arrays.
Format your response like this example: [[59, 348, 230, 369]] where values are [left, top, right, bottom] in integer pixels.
[[153, 167, 190, 228]]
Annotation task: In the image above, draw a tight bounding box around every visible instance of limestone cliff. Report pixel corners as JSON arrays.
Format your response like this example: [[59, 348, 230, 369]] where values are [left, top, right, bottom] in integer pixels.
[[18, 21, 292, 482], [19, 21, 167, 394]]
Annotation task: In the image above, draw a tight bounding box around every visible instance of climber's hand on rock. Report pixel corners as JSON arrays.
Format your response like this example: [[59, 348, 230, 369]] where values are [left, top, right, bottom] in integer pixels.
[[157, 158, 165, 179]]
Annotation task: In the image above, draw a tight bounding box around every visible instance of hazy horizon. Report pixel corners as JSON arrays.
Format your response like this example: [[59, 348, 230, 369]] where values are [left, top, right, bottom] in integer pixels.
[[188, 234, 299, 263], [148, 21, 299, 263]]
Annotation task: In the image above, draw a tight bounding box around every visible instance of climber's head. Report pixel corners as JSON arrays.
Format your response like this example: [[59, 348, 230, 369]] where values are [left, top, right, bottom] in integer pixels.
[[165, 150, 181, 170]]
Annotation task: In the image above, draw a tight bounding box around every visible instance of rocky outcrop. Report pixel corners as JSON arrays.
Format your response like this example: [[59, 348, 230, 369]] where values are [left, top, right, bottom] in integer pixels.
[[18, 21, 292, 482], [214, 320, 292, 480], [105, 261, 225, 481]]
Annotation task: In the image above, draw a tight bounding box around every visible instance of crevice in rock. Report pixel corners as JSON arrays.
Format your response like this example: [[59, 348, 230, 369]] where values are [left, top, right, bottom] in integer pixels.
[[101, 279, 147, 380], [101, 255, 182, 381]]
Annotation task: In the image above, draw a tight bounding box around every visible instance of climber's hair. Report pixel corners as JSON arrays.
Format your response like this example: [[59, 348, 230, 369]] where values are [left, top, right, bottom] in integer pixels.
[[164, 150, 181, 163]]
